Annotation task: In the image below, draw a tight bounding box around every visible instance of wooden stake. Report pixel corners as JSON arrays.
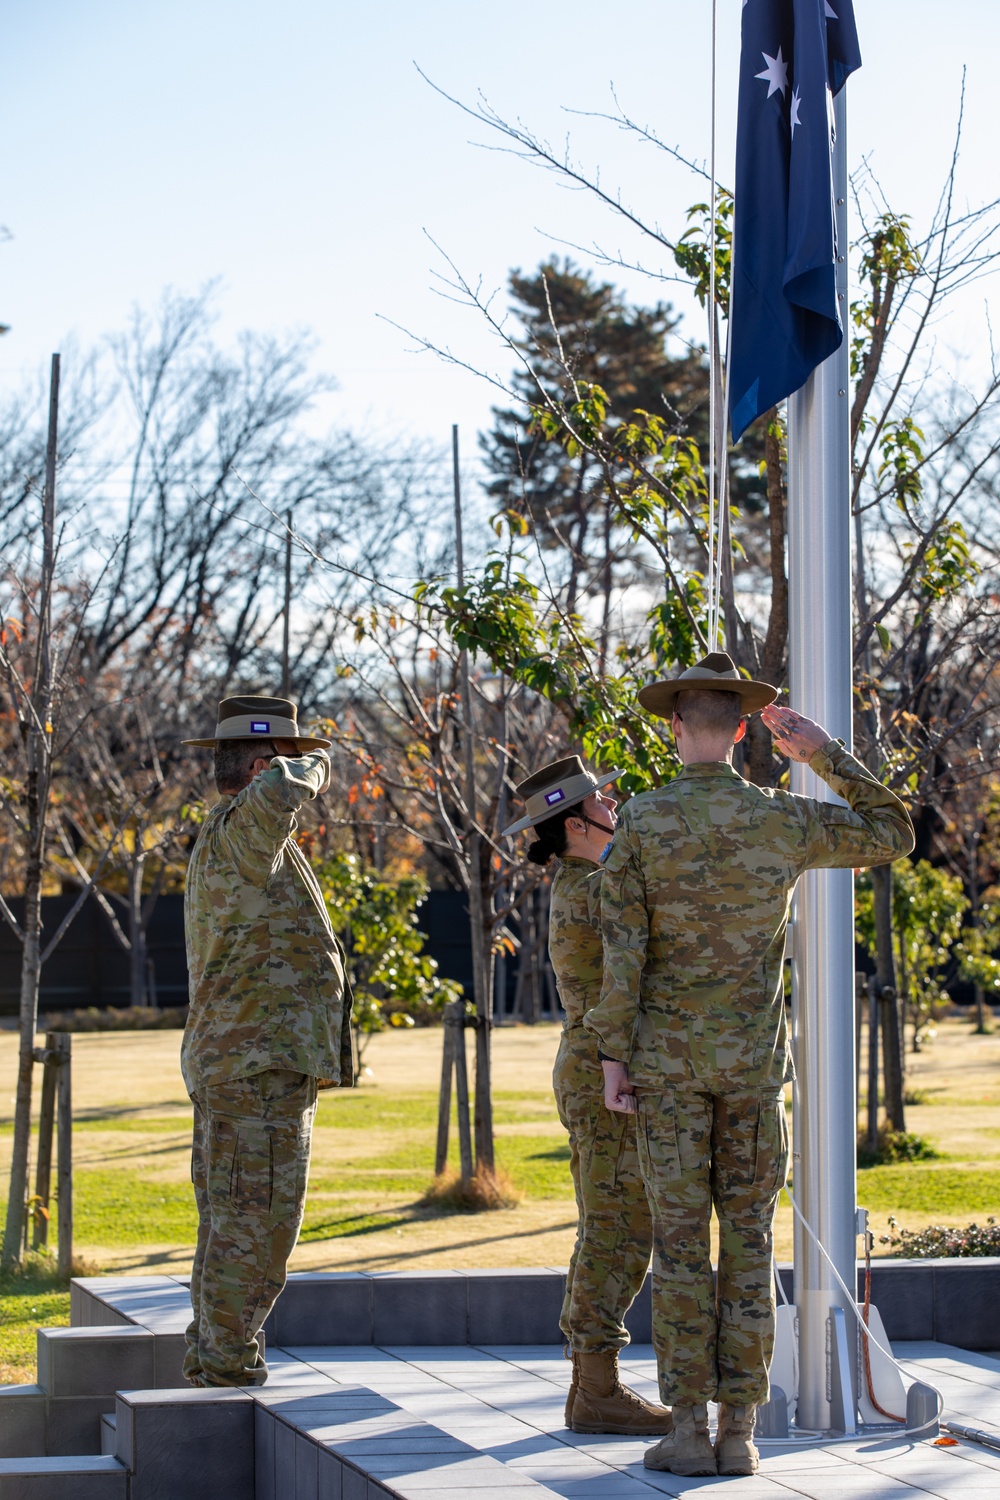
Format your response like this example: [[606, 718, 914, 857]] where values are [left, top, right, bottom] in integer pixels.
[[56, 1034, 72, 1278], [32, 1036, 58, 1250], [434, 1005, 456, 1175], [452, 426, 495, 1174], [451, 1003, 473, 1183], [867, 976, 880, 1156]]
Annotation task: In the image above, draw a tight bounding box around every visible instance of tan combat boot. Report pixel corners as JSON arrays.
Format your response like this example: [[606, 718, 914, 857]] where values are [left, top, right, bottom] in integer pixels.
[[567, 1351, 673, 1435], [563, 1346, 578, 1428], [715, 1402, 759, 1475], [644, 1402, 717, 1475]]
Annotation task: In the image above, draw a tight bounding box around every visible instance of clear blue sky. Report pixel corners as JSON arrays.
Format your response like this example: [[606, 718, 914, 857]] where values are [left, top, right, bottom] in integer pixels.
[[3, 1, 998, 467]]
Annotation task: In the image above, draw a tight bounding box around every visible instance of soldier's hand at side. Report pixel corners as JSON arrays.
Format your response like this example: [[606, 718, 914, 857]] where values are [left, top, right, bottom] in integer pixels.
[[602, 1060, 637, 1114], [761, 705, 830, 763]]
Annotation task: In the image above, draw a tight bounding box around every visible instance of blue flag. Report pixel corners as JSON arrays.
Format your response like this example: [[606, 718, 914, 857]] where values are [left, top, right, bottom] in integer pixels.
[[729, 0, 862, 442]]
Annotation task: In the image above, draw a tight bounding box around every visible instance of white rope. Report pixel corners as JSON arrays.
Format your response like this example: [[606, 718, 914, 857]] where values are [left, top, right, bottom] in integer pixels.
[[706, 0, 719, 650], [783, 1183, 945, 1432]]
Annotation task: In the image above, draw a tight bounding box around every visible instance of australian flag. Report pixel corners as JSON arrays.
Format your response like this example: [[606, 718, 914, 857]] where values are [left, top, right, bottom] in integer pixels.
[[729, 0, 862, 442]]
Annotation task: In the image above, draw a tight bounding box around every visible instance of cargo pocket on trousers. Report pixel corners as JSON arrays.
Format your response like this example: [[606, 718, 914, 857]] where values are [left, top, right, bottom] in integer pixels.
[[639, 1093, 682, 1185], [228, 1118, 274, 1216], [751, 1094, 789, 1198]]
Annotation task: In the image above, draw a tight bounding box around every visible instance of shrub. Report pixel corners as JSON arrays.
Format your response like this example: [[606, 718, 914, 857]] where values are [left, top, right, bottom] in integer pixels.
[[857, 1127, 940, 1167], [421, 1166, 521, 1213], [316, 853, 463, 1067], [879, 1214, 1000, 1257]]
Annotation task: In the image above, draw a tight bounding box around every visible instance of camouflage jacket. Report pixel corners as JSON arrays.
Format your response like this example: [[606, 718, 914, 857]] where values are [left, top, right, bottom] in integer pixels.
[[584, 741, 914, 1090], [182, 750, 353, 1094], [548, 856, 603, 1029]]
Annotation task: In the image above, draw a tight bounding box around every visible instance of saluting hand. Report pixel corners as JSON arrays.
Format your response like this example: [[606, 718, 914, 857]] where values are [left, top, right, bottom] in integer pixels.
[[761, 704, 830, 763]]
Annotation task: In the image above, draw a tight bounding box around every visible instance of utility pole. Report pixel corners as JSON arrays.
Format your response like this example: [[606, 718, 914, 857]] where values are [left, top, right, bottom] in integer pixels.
[[452, 425, 494, 1174]]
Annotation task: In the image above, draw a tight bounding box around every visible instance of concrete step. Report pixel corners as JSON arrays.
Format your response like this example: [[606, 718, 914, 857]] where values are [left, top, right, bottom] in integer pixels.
[[98, 1414, 115, 1458], [0, 1455, 127, 1499]]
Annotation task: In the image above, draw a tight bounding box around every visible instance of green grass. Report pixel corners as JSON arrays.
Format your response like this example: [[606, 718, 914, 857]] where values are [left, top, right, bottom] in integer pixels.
[[856, 1165, 1000, 1215], [0, 1261, 71, 1383]]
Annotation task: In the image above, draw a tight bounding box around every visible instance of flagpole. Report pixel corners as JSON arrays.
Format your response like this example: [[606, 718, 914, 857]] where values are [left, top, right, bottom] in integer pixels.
[[787, 84, 857, 1433]]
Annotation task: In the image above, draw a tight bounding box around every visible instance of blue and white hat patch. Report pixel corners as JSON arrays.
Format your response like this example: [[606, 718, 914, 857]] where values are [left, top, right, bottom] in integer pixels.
[[545, 788, 566, 806], [250, 721, 271, 734]]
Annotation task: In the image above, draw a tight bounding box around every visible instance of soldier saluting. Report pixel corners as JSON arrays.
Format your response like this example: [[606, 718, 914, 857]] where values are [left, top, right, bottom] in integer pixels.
[[584, 653, 914, 1478], [181, 696, 352, 1387], [504, 758, 671, 1437]]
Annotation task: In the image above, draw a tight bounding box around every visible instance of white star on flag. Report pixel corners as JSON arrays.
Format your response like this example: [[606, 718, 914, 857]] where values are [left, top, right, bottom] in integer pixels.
[[790, 88, 803, 136], [825, 2, 838, 16], [755, 46, 789, 99]]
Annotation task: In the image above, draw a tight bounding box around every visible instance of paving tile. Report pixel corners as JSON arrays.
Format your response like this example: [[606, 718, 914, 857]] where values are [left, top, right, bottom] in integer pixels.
[[275, 1418, 297, 1492], [37, 1327, 155, 1398], [0, 1455, 128, 1500], [341, 1466, 368, 1500], [256, 1406, 276, 1500], [269, 1275, 374, 1348], [46, 1395, 117, 1457], [317, 1450, 343, 1500], [466, 1271, 565, 1346], [0, 1385, 47, 1458], [372, 1274, 468, 1348], [296, 1432, 321, 1500]]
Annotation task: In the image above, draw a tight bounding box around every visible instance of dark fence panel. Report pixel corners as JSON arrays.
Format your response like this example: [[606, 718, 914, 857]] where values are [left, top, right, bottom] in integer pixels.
[[0, 894, 190, 1013], [0, 890, 542, 1017]]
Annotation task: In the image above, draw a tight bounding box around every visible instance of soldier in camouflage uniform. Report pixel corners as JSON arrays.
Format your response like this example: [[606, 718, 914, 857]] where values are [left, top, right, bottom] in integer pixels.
[[504, 758, 670, 1436], [181, 696, 352, 1387], [584, 654, 914, 1477]]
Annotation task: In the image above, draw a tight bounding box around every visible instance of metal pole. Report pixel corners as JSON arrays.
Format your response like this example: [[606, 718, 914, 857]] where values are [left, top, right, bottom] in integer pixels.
[[281, 508, 292, 697], [787, 87, 857, 1433], [452, 426, 494, 1174]]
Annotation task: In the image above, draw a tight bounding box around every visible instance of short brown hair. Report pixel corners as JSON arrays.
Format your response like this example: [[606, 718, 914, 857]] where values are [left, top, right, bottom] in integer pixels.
[[674, 688, 743, 737], [214, 738, 276, 794]]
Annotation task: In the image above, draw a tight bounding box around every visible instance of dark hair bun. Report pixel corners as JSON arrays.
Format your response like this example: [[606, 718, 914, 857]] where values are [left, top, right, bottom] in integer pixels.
[[526, 838, 551, 866]]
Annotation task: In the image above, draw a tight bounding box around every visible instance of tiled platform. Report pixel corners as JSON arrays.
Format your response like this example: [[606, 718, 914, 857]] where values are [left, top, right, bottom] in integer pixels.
[[6, 1271, 1000, 1497], [259, 1340, 1000, 1500]]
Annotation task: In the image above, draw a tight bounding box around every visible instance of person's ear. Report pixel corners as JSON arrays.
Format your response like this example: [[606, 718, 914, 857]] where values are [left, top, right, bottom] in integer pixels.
[[734, 717, 748, 745]]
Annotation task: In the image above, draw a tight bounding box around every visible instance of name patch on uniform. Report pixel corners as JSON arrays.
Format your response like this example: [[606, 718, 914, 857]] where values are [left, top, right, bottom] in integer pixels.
[[545, 788, 566, 805], [250, 721, 271, 734]]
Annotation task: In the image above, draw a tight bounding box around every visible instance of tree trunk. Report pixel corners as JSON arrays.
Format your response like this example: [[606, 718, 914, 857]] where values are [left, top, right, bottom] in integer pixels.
[[128, 860, 148, 1008], [871, 863, 906, 1131], [2, 779, 44, 1267]]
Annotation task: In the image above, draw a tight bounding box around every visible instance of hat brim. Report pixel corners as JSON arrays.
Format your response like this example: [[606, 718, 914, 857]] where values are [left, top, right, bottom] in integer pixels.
[[637, 678, 777, 720], [502, 768, 623, 837], [181, 736, 332, 751]]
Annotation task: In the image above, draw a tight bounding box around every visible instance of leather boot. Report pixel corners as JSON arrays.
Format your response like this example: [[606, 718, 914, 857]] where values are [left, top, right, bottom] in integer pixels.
[[563, 1346, 578, 1428], [644, 1402, 717, 1475], [715, 1402, 759, 1475], [567, 1350, 673, 1435]]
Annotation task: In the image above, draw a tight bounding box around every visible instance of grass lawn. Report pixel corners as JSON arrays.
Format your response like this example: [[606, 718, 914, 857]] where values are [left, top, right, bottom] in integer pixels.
[[0, 1015, 998, 1383]]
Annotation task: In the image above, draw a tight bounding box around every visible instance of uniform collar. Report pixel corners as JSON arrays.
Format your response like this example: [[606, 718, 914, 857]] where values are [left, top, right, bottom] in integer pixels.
[[559, 854, 599, 869], [674, 760, 744, 782]]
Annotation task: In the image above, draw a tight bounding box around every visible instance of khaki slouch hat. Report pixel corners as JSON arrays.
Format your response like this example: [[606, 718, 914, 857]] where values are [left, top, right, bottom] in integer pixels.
[[637, 650, 778, 719], [502, 755, 622, 838], [182, 694, 331, 751]]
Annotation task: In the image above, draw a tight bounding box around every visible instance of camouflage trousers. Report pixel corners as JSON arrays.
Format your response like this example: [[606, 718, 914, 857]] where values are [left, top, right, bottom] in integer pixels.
[[553, 1030, 653, 1352], [184, 1068, 317, 1387], [635, 1086, 788, 1407]]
